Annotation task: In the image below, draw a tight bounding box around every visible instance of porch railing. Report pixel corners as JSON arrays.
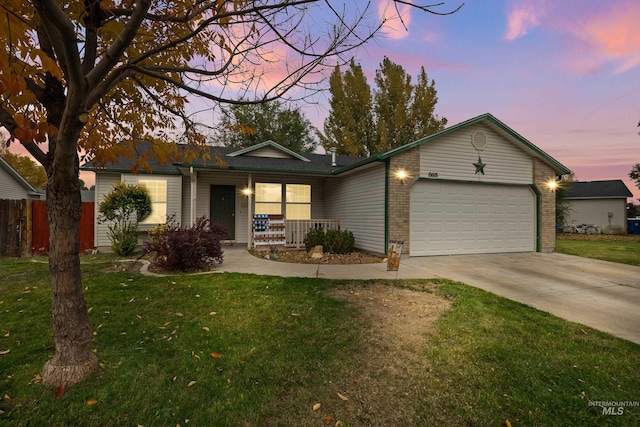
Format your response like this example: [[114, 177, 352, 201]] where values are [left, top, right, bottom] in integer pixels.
[[286, 219, 341, 249]]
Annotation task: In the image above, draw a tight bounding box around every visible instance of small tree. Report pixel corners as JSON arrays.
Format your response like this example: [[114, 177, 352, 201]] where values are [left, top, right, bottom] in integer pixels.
[[98, 183, 152, 256]]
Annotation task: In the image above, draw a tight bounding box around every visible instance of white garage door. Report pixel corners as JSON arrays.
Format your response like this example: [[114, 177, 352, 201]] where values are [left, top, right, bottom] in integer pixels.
[[410, 181, 535, 256]]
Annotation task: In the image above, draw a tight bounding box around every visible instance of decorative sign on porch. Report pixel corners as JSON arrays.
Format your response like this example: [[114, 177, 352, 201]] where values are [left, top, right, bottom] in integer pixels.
[[386, 240, 404, 272], [252, 214, 286, 248]]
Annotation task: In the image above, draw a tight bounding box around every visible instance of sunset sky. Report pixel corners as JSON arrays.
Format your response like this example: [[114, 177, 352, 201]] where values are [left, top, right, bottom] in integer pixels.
[[342, 0, 639, 200], [5, 0, 640, 201]]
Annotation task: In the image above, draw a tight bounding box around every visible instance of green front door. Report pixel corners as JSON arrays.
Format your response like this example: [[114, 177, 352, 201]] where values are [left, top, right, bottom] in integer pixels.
[[210, 185, 236, 240]]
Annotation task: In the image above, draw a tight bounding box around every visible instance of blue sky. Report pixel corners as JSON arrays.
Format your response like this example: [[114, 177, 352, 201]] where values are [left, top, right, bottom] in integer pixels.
[[307, 0, 640, 200], [7, 0, 639, 201]]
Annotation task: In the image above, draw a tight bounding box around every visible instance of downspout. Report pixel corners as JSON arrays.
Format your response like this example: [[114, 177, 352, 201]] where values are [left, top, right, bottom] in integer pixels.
[[190, 167, 197, 225], [247, 173, 253, 250]]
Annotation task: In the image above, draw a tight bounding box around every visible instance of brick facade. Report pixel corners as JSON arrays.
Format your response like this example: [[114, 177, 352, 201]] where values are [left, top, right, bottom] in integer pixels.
[[387, 147, 420, 253], [533, 157, 557, 253]]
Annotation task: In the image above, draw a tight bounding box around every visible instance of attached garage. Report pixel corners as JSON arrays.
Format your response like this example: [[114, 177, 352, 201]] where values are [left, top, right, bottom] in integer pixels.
[[409, 181, 535, 256]]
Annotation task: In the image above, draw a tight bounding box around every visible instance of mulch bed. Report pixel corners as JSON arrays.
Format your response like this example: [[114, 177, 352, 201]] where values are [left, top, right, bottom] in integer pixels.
[[250, 249, 385, 264]]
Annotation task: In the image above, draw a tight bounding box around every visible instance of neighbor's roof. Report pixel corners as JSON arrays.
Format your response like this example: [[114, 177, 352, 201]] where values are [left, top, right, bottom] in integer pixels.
[[0, 156, 38, 193], [565, 180, 633, 199]]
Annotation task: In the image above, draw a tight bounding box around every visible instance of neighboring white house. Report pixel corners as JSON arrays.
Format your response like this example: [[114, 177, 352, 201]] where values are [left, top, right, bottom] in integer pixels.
[[83, 113, 570, 255], [564, 180, 633, 232], [0, 156, 42, 200]]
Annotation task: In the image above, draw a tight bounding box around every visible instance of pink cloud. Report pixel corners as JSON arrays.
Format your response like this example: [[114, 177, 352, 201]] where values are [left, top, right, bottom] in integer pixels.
[[565, 3, 640, 74], [504, 1, 546, 41], [505, 1, 640, 74], [378, 0, 412, 40]]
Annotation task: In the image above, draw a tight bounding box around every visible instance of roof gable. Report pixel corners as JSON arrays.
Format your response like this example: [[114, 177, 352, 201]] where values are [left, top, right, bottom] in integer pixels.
[[227, 140, 310, 162], [565, 180, 633, 199], [378, 113, 571, 175], [0, 156, 38, 193]]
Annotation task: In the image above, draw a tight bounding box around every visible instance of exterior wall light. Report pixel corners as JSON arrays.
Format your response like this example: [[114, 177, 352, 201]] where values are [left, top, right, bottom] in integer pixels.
[[546, 179, 558, 191], [241, 187, 253, 196], [395, 168, 409, 182]]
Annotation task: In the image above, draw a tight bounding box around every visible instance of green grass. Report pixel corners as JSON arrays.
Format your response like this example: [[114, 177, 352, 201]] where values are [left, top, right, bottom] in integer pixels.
[[556, 234, 640, 266], [1, 255, 639, 426]]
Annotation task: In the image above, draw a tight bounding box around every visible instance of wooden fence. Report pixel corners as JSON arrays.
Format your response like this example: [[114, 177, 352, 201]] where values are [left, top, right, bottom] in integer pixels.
[[0, 199, 29, 257], [0, 199, 94, 257]]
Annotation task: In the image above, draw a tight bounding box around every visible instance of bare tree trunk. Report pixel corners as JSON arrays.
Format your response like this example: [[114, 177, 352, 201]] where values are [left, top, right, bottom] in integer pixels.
[[41, 150, 98, 386]]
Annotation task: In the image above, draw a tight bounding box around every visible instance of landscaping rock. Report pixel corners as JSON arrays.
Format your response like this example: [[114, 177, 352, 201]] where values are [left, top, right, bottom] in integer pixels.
[[309, 245, 324, 259]]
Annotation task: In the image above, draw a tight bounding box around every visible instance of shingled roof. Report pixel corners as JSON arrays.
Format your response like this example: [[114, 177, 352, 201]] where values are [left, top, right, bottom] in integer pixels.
[[565, 180, 633, 199], [81, 141, 365, 175]]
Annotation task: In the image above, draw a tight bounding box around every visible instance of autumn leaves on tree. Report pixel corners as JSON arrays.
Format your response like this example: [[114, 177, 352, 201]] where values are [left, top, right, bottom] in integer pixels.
[[0, 0, 457, 387]]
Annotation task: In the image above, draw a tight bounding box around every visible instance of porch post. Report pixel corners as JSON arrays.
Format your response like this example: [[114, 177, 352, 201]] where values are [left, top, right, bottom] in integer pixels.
[[247, 173, 253, 250], [190, 167, 197, 225]]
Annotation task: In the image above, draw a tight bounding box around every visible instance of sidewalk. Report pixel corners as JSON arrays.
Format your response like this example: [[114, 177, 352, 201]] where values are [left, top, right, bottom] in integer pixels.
[[216, 245, 409, 280]]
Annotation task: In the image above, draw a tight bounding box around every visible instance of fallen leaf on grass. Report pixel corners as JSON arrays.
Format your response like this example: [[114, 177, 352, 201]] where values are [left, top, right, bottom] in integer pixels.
[[337, 392, 349, 401], [505, 420, 512, 427], [312, 403, 321, 411], [0, 410, 4, 415], [0, 349, 10, 355], [187, 381, 196, 387], [210, 352, 223, 359], [175, 313, 184, 317], [30, 374, 42, 384], [324, 415, 334, 424], [202, 327, 210, 332], [54, 383, 66, 399], [86, 399, 98, 405]]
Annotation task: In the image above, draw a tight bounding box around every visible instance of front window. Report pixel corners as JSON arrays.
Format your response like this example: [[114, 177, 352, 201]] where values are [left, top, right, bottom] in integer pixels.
[[286, 184, 311, 220], [138, 178, 167, 224], [255, 183, 282, 215]]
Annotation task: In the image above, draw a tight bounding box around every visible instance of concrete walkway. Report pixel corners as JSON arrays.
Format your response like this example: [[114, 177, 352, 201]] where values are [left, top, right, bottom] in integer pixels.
[[217, 246, 640, 345]]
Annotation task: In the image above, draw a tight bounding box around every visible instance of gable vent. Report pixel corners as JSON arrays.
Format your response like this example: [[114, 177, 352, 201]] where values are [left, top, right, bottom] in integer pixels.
[[471, 130, 487, 151]]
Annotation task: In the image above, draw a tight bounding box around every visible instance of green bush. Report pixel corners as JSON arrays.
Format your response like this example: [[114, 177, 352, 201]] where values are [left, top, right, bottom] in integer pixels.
[[107, 222, 139, 256], [98, 182, 152, 256], [303, 227, 326, 251], [324, 228, 355, 254], [304, 227, 355, 254]]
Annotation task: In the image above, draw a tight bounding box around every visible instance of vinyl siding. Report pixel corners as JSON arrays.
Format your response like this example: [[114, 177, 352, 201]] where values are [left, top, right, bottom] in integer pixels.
[[566, 199, 628, 231], [324, 164, 386, 253], [96, 173, 182, 249], [0, 166, 32, 200], [420, 123, 533, 184], [122, 174, 182, 230], [94, 172, 121, 248]]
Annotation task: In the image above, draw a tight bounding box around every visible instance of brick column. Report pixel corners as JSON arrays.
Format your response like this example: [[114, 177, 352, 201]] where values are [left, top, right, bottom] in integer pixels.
[[533, 158, 557, 253], [387, 148, 420, 254]]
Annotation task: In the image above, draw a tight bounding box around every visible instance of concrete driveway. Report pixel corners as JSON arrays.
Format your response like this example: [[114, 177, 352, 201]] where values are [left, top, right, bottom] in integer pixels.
[[400, 252, 640, 345], [218, 247, 640, 345]]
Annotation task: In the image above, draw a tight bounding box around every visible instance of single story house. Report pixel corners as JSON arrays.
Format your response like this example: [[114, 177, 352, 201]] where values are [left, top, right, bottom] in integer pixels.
[[83, 113, 570, 256], [564, 180, 633, 232], [0, 156, 42, 200]]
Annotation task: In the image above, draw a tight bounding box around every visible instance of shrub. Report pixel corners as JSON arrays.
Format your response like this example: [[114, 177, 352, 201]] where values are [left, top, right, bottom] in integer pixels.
[[98, 182, 152, 256], [324, 228, 355, 254], [303, 227, 326, 251], [107, 222, 139, 257], [144, 216, 227, 272], [303, 227, 356, 254]]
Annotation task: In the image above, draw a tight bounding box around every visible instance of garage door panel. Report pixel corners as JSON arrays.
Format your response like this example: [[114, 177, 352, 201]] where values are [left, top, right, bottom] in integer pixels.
[[410, 181, 535, 256]]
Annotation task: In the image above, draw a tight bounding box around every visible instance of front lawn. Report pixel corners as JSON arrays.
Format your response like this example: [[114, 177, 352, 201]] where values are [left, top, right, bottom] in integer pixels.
[[556, 234, 640, 266], [0, 255, 638, 426]]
